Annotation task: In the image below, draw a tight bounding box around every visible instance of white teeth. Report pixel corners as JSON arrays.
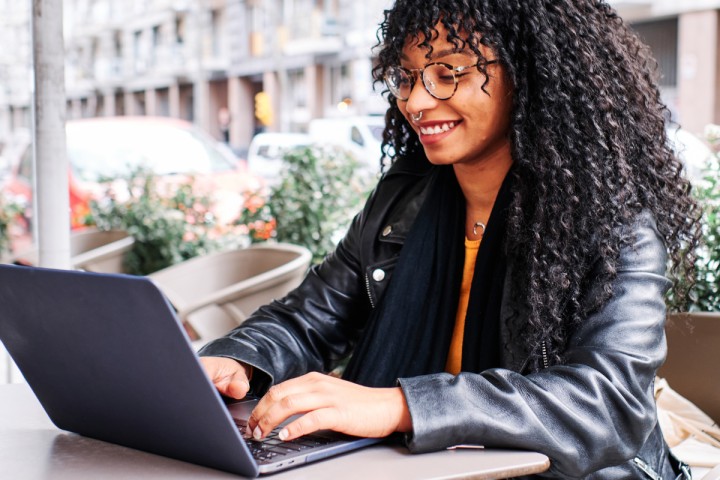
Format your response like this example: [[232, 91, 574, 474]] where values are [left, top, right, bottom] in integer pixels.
[[420, 122, 455, 135]]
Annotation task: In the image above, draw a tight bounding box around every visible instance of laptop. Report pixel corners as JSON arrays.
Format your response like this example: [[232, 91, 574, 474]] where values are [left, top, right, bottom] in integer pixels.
[[0, 264, 380, 477]]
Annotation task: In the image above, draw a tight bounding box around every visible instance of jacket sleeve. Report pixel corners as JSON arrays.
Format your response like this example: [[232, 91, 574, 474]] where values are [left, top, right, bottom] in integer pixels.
[[198, 190, 377, 395], [397, 213, 671, 478]]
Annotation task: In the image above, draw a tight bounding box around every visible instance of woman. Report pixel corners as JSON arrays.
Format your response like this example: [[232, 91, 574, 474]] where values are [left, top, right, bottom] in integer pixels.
[[200, 0, 701, 477]]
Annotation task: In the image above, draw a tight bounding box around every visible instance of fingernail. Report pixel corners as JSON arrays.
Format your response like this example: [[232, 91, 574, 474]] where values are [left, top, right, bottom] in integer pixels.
[[242, 380, 250, 392], [278, 428, 289, 441], [253, 426, 262, 440]]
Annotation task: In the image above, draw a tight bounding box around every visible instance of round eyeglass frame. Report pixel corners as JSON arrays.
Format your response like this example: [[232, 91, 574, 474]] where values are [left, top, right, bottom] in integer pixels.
[[384, 60, 498, 101]]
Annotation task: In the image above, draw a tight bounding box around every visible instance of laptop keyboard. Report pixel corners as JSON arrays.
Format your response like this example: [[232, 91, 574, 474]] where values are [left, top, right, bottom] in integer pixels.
[[234, 419, 336, 464]]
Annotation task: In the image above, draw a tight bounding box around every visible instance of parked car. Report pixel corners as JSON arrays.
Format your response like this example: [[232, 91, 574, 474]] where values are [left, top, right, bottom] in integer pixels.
[[308, 115, 386, 173], [246, 132, 312, 183], [2, 116, 261, 253], [666, 125, 713, 184], [247, 116, 387, 184]]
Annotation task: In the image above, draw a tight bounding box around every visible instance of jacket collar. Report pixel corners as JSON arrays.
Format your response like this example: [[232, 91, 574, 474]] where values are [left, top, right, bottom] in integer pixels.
[[378, 156, 435, 245]]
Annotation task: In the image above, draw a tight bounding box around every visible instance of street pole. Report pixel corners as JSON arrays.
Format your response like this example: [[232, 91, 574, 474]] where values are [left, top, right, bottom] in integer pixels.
[[31, 0, 71, 269], [193, 1, 210, 132]]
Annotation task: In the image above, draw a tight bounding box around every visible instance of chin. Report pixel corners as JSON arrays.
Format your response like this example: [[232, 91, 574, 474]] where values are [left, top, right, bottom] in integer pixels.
[[423, 150, 463, 167]]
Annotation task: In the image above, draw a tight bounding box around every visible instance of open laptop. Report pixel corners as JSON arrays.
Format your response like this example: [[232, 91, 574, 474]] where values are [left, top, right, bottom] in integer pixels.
[[0, 264, 380, 477]]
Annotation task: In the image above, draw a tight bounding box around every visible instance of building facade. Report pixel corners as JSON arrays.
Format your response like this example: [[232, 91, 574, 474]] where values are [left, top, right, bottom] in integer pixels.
[[0, 0, 391, 150], [2, 0, 720, 150], [611, 0, 720, 135]]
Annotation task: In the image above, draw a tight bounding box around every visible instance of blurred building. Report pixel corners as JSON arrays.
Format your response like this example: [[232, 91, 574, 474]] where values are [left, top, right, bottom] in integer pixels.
[[0, 0, 33, 140], [611, 0, 720, 135], [0, 0, 391, 150], [2, 0, 720, 149]]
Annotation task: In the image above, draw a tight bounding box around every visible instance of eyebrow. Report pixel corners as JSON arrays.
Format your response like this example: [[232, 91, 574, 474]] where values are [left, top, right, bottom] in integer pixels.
[[400, 47, 475, 61]]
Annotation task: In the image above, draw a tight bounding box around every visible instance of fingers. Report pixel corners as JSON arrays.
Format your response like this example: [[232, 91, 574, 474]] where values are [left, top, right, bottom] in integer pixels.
[[199, 357, 251, 399], [277, 408, 342, 441], [252, 392, 338, 441], [249, 372, 334, 439], [246, 373, 411, 441]]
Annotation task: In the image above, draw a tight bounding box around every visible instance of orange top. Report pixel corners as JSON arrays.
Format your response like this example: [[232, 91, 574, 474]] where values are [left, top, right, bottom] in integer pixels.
[[445, 238, 481, 375]]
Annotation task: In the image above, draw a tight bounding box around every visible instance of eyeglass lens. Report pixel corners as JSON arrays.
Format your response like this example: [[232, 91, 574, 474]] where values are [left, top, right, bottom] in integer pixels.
[[385, 64, 459, 100]]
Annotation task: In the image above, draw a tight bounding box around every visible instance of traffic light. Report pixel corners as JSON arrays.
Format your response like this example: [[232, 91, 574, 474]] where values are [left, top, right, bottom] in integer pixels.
[[254, 91, 273, 127]]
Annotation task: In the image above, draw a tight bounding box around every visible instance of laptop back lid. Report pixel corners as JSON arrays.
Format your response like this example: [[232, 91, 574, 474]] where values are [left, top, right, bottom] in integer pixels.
[[0, 264, 258, 477]]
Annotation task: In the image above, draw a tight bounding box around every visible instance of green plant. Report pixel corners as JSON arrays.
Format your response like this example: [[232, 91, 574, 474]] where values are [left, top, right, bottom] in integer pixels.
[[238, 145, 374, 263], [87, 168, 248, 275], [0, 197, 23, 259], [687, 132, 720, 311]]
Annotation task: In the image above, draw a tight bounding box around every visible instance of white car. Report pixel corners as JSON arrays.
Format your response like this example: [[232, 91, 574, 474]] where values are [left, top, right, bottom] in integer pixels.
[[666, 125, 713, 184], [308, 116, 386, 174], [246, 132, 311, 183]]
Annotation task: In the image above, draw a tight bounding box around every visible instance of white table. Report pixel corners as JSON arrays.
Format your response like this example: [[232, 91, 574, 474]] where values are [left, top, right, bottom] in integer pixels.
[[0, 383, 550, 479]]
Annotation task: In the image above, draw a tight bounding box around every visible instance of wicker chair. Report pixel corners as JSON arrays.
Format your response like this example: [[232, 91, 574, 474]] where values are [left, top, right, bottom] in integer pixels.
[[8, 228, 134, 273], [148, 243, 312, 348]]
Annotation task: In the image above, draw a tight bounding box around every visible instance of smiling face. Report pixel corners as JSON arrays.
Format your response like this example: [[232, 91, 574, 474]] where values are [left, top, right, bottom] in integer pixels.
[[395, 23, 514, 171]]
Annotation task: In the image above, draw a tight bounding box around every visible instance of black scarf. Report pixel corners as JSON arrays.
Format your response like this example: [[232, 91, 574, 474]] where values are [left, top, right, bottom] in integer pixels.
[[343, 166, 513, 387]]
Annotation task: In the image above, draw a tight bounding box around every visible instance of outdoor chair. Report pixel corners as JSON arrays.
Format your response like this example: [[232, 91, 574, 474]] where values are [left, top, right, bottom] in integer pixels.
[[8, 228, 134, 274], [67, 228, 134, 273], [148, 242, 312, 348]]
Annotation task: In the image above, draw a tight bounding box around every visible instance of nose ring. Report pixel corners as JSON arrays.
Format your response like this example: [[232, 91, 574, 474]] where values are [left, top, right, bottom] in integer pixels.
[[410, 111, 423, 123]]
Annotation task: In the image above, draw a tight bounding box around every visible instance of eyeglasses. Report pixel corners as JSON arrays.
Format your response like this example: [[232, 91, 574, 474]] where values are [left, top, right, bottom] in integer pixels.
[[384, 60, 498, 101]]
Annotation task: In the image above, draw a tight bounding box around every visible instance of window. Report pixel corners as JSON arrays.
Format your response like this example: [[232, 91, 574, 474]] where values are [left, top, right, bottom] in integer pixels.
[[150, 25, 161, 66], [211, 9, 224, 57], [351, 126, 364, 146], [175, 14, 186, 45]]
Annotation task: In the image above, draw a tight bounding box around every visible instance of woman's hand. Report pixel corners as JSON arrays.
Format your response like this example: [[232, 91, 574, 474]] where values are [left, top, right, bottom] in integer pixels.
[[247, 372, 412, 441], [199, 356, 252, 399]]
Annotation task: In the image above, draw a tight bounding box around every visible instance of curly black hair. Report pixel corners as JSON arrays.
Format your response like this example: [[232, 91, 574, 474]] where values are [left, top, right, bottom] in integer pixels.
[[373, 0, 703, 370]]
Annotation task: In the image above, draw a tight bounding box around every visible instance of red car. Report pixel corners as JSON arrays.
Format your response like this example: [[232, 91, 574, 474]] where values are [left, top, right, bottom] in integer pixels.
[[2, 116, 261, 253]]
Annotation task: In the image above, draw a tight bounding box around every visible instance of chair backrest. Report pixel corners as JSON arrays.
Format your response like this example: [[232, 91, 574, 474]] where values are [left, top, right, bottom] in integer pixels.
[[7, 228, 133, 274], [70, 229, 134, 273], [148, 243, 312, 345], [659, 312, 720, 423]]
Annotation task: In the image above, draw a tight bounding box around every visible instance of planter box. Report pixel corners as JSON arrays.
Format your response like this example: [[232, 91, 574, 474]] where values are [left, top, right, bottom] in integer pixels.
[[660, 312, 720, 423]]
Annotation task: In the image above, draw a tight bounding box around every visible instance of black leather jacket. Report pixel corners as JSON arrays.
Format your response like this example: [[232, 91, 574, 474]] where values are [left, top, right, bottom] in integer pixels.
[[200, 156, 685, 479]]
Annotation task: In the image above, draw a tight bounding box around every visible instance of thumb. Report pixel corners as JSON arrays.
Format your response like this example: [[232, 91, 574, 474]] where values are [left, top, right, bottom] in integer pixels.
[[201, 357, 251, 399], [225, 372, 251, 399]]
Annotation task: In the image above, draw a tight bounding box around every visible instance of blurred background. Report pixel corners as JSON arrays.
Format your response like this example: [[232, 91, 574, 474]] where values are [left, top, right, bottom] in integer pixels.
[[1, 1, 720, 265], [0, 0, 391, 159], [2, 1, 720, 150]]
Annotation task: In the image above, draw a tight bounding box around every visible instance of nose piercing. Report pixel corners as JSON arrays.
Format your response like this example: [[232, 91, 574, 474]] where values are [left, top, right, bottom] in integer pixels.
[[411, 111, 423, 123]]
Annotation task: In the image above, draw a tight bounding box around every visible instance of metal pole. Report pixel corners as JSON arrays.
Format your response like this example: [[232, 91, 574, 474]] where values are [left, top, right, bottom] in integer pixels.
[[193, 1, 209, 132], [31, 0, 71, 269]]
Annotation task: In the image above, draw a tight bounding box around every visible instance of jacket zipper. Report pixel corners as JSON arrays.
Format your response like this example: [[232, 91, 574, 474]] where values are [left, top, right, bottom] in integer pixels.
[[633, 457, 662, 480], [541, 341, 549, 369], [364, 273, 376, 309]]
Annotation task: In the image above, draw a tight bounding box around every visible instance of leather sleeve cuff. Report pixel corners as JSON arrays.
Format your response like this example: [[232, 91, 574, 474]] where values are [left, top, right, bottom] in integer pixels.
[[398, 373, 483, 453]]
